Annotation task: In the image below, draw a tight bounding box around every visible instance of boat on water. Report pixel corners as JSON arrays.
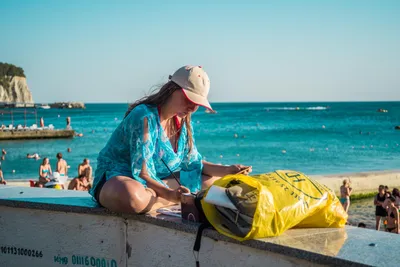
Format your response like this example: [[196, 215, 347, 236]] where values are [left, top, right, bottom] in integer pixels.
[[40, 104, 51, 109]]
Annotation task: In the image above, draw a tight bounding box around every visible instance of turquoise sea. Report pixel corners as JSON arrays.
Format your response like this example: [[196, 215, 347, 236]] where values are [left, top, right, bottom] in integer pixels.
[[0, 102, 399, 180]]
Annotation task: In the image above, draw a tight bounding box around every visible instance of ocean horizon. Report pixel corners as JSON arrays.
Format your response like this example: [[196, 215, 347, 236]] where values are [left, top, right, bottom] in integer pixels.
[[0, 101, 399, 181]]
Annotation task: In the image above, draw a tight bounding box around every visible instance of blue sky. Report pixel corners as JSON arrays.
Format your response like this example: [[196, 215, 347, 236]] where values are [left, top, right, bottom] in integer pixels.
[[1, 0, 399, 103]]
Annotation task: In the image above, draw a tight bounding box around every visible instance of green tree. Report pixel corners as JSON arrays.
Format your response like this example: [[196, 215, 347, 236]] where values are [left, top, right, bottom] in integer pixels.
[[0, 62, 25, 89]]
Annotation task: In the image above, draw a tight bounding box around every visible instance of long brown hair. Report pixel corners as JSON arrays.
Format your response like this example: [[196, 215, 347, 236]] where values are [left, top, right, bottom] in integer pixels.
[[125, 81, 194, 152]]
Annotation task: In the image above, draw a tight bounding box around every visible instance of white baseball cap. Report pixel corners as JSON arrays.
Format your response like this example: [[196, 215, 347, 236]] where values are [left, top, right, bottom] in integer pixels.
[[170, 65, 213, 111]]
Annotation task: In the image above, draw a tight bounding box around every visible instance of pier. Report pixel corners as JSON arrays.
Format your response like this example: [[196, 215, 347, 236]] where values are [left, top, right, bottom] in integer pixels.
[[0, 106, 76, 140], [0, 129, 75, 140]]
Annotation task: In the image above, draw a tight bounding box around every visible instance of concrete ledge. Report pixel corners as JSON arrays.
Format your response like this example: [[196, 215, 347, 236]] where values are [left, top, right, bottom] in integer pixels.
[[1, 186, 399, 266]]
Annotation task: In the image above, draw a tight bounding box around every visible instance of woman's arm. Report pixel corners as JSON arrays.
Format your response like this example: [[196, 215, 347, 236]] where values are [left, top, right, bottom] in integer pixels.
[[346, 187, 351, 197], [139, 164, 178, 200], [374, 195, 379, 206], [202, 161, 252, 177], [88, 167, 93, 179], [49, 165, 52, 175], [396, 209, 400, 234], [202, 161, 230, 177], [65, 160, 69, 176], [56, 161, 60, 173], [130, 115, 187, 202]]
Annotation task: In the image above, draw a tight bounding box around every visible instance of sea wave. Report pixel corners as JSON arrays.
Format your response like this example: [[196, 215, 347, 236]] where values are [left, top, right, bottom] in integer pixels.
[[264, 106, 328, 111]]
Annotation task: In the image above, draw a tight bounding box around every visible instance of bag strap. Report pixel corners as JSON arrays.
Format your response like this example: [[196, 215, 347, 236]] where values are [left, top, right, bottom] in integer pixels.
[[193, 223, 210, 267], [192, 190, 212, 267]]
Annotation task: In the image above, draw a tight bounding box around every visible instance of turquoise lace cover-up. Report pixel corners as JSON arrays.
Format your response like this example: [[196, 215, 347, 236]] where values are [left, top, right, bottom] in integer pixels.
[[89, 104, 203, 198]]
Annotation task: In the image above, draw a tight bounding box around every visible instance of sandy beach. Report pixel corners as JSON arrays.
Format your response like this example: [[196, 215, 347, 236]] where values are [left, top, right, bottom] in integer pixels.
[[4, 179, 74, 188], [4, 169, 400, 196], [311, 170, 400, 196]]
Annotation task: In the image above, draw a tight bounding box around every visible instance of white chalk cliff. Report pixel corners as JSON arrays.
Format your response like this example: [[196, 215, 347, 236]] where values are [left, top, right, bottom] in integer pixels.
[[0, 76, 34, 103]]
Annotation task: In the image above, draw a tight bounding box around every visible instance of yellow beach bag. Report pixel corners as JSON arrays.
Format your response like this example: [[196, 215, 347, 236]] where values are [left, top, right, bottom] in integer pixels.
[[200, 170, 347, 241]]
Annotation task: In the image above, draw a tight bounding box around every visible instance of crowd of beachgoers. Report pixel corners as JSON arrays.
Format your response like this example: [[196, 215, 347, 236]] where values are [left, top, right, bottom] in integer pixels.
[[340, 180, 400, 234], [0, 147, 92, 192]]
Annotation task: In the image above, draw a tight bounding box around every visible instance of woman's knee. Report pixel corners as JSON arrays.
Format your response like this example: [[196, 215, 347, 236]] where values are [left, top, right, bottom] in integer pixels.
[[99, 176, 151, 213]]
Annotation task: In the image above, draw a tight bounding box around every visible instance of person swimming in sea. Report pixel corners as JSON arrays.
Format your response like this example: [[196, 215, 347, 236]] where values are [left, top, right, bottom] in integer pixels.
[[340, 179, 352, 213], [27, 153, 40, 160]]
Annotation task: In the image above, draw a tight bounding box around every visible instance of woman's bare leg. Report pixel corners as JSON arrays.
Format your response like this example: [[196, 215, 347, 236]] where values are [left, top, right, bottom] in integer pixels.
[[375, 216, 381, 231], [343, 200, 350, 213], [99, 176, 176, 214], [98, 173, 223, 214]]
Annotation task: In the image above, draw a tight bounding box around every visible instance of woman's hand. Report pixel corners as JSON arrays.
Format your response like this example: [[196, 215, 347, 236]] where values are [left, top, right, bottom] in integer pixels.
[[225, 164, 252, 176], [165, 186, 191, 203]]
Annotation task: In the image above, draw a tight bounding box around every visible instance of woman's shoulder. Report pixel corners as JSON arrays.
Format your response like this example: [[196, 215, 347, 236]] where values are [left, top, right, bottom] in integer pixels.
[[126, 104, 157, 121]]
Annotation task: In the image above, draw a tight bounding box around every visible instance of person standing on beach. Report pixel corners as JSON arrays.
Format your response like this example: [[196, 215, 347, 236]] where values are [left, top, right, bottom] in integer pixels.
[[90, 65, 252, 214], [38, 157, 52, 187], [66, 117, 72, 130], [340, 179, 352, 213], [374, 185, 387, 231], [78, 158, 92, 181], [0, 166, 6, 185], [385, 196, 399, 234], [56, 152, 68, 176], [392, 188, 400, 210]]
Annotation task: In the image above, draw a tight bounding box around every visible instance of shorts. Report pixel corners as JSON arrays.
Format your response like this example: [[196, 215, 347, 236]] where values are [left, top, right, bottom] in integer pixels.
[[93, 175, 107, 207], [340, 198, 349, 204], [376, 207, 387, 217]]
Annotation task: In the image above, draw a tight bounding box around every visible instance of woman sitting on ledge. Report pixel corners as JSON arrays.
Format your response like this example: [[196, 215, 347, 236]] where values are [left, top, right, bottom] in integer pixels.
[[90, 65, 252, 214]]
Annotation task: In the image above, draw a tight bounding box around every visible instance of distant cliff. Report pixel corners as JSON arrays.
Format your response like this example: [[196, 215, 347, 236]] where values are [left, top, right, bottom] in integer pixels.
[[0, 76, 34, 103], [0, 62, 34, 103]]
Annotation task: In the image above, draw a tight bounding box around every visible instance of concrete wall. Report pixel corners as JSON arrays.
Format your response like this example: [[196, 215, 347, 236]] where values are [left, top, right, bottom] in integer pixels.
[[0, 206, 126, 267], [126, 220, 323, 267], [0, 205, 324, 267]]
